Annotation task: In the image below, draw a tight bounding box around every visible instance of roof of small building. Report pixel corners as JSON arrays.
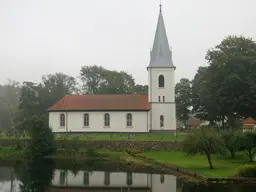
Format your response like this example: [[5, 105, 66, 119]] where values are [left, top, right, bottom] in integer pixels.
[[243, 117, 256, 125], [186, 119, 204, 126], [48, 94, 150, 112]]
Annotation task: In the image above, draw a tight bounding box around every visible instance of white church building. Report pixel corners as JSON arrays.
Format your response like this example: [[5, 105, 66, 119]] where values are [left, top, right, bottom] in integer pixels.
[[48, 5, 176, 133]]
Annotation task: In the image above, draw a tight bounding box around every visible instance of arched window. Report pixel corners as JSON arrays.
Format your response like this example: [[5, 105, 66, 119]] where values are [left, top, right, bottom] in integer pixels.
[[160, 174, 165, 183], [158, 75, 165, 88], [104, 113, 110, 127], [126, 113, 132, 127], [163, 96, 165, 102], [84, 113, 89, 127], [127, 172, 133, 186], [60, 114, 65, 127], [158, 96, 161, 102], [104, 172, 110, 185], [160, 115, 164, 127], [83, 172, 89, 185]]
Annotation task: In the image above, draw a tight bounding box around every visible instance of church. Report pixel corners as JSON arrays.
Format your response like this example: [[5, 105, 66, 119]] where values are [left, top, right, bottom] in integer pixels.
[[48, 5, 176, 133]]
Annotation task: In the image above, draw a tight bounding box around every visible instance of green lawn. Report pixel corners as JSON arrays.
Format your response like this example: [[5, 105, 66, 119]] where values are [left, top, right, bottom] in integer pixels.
[[56, 133, 186, 141], [0, 147, 24, 160], [142, 151, 255, 177]]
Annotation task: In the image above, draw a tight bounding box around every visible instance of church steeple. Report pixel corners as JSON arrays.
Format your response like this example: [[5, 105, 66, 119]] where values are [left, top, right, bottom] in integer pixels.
[[148, 4, 175, 68]]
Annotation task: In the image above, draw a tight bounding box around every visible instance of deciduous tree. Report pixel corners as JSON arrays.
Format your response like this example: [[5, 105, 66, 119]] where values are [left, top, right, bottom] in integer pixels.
[[175, 78, 192, 123], [182, 128, 222, 169]]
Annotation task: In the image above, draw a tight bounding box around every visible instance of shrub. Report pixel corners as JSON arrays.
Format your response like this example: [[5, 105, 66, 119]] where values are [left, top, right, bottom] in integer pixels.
[[220, 130, 242, 158], [236, 165, 256, 177], [182, 127, 222, 169], [240, 132, 256, 162], [27, 115, 55, 159]]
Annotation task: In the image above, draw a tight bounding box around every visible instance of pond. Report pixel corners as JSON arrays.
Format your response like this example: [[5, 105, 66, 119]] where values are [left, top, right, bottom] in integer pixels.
[[0, 159, 255, 192]]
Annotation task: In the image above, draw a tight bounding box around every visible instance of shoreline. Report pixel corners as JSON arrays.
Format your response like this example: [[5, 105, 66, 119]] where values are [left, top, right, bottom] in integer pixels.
[[0, 147, 256, 184]]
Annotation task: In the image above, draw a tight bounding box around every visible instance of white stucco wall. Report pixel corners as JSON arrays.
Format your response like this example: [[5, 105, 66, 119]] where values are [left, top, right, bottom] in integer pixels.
[[52, 170, 150, 187], [51, 170, 177, 191], [150, 103, 176, 130], [148, 68, 175, 102], [49, 111, 149, 133], [147, 68, 176, 131]]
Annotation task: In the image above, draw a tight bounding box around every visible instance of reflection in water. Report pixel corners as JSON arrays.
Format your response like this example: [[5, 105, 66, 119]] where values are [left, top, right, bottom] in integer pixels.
[[51, 170, 175, 192], [0, 161, 256, 192]]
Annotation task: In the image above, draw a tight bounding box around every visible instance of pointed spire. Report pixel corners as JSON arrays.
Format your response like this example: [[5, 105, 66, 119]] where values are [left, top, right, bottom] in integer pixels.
[[148, 4, 175, 68]]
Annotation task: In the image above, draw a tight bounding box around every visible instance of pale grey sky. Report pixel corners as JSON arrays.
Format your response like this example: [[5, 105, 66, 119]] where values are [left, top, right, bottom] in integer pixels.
[[0, 0, 256, 85]]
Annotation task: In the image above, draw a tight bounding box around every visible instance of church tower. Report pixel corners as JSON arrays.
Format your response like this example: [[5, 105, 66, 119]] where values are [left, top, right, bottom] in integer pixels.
[[148, 4, 176, 131]]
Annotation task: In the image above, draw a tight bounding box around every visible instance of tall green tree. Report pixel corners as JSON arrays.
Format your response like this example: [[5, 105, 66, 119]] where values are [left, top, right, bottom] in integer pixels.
[[0, 80, 20, 131], [175, 78, 192, 123], [80, 65, 147, 94], [192, 35, 256, 127], [16, 73, 77, 132], [205, 35, 256, 121]]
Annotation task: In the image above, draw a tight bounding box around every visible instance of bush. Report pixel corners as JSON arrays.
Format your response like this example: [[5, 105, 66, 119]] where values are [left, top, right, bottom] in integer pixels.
[[220, 130, 242, 158], [182, 128, 222, 169], [236, 165, 256, 177], [27, 115, 55, 159], [240, 132, 256, 162]]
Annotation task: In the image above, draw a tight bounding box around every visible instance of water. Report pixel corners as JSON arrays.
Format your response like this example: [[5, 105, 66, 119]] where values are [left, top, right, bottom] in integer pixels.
[[0, 159, 255, 192]]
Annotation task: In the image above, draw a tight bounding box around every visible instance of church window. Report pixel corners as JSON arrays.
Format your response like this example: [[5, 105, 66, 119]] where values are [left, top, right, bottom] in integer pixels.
[[84, 113, 89, 127], [160, 115, 164, 127], [126, 113, 132, 127], [104, 172, 110, 185], [163, 96, 165, 102], [60, 114, 65, 127], [83, 172, 89, 185], [160, 174, 165, 183], [104, 113, 110, 127], [59, 170, 66, 185], [158, 75, 165, 88], [158, 96, 161, 102], [127, 172, 133, 185]]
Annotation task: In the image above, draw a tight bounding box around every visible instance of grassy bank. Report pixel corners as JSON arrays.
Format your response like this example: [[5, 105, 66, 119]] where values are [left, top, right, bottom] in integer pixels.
[[0, 147, 24, 160], [142, 151, 254, 177]]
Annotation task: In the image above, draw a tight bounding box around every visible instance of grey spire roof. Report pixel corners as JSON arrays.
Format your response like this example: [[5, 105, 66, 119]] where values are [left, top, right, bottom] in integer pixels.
[[148, 6, 175, 68]]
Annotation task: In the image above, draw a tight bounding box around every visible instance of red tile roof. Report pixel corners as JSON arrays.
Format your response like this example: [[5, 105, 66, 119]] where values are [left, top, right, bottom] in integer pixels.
[[243, 117, 256, 125], [48, 94, 150, 111]]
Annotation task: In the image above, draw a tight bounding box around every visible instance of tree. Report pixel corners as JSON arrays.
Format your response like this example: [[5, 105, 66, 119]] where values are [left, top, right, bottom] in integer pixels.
[[182, 128, 222, 169], [0, 80, 20, 131], [221, 130, 242, 158], [16, 158, 55, 192], [206, 36, 256, 120], [191, 66, 223, 124], [175, 78, 192, 123], [16, 73, 77, 132], [40, 72, 78, 112], [133, 84, 148, 94], [15, 81, 40, 132], [80, 65, 146, 94], [240, 132, 256, 162], [26, 115, 55, 159], [80, 65, 106, 94], [192, 35, 256, 127]]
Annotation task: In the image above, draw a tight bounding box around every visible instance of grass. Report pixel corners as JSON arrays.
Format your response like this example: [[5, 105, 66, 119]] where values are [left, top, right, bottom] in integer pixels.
[[55, 132, 186, 141], [142, 151, 255, 177], [0, 147, 24, 160]]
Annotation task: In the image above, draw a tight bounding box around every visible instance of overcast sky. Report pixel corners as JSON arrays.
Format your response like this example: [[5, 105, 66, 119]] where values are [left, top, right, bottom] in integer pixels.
[[0, 0, 256, 85]]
